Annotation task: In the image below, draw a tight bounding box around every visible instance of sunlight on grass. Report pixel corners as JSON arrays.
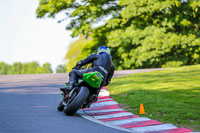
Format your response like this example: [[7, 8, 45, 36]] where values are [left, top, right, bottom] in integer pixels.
[[108, 65, 200, 131]]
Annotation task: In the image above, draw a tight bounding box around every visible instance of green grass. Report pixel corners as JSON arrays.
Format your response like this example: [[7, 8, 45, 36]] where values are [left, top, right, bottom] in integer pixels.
[[108, 65, 200, 131]]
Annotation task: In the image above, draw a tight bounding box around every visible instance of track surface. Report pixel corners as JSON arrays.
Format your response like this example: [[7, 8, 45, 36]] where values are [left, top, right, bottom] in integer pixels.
[[0, 69, 162, 133]]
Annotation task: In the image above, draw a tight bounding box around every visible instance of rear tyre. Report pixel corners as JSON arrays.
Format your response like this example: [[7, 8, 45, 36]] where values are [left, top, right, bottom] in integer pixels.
[[64, 86, 89, 115]]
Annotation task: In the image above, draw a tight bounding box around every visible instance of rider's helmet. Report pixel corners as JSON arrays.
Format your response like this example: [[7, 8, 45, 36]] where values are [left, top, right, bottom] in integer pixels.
[[97, 46, 110, 55]]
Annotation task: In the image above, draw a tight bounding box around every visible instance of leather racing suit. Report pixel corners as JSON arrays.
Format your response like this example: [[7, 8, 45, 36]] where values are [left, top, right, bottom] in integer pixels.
[[68, 52, 115, 94]]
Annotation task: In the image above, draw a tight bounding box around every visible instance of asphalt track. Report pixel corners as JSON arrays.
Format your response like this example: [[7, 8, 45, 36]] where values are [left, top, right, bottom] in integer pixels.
[[0, 69, 162, 133]]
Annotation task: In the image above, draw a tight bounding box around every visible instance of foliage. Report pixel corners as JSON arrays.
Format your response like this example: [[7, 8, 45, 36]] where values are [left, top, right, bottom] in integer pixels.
[[36, 0, 121, 37], [42, 63, 53, 73], [107, 26, 200, 69], [37, 0, 200, 69], [108, 65, 200, 131], [64, 36, 95, 72], [0, 62, 11, 75], [0, 61, 53, 75], [56, 64, 67, 73]]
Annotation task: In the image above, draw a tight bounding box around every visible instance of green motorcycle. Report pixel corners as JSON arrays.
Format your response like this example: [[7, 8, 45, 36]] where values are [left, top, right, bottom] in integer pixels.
[[57, 72, 103, 115]]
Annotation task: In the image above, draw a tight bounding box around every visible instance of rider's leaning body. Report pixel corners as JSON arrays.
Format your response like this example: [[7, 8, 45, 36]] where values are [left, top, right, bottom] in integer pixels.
[[66, 46, 115, 96]]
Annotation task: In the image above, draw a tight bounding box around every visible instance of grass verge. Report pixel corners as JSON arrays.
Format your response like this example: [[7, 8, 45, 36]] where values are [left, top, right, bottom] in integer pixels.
[[108, 65, 200, 131]]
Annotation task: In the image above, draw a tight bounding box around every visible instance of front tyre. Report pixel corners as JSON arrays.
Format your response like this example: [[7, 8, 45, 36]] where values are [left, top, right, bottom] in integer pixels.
[[57, 101, 65, 111], [64, 86, 89, 115]]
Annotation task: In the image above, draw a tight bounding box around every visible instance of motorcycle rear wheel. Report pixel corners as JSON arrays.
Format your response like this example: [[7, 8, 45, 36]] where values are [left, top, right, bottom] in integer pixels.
[[64, 86, 89, 115]]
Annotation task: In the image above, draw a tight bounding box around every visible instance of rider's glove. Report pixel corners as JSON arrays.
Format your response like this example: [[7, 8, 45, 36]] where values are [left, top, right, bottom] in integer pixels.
[[72, 61, 82, 69]]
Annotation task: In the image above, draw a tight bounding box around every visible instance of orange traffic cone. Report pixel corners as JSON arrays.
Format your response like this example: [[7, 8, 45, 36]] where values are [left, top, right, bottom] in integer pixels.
[[139, 104, 145, 114]]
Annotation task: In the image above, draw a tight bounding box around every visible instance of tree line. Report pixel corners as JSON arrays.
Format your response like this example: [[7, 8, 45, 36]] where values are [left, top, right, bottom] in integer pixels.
[[0, 61, 67, 75], [36, 0, 200, 71]]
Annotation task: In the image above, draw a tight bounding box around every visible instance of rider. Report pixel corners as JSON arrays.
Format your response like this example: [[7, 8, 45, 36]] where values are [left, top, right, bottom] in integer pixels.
[[64, 46, 115, 96]]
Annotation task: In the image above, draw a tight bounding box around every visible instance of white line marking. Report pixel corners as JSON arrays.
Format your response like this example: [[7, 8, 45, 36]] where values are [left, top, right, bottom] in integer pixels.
[[130, 124, 177, 132], [99, 90, 110, 96], [90, 101, 118, 107], [99, 89, 109, 92], [85, 109, 124, 114], [94, 112, 134, 119], [105, 117, 151, 126], [77, 110, 132, 133], [97, 98, 113, 102]]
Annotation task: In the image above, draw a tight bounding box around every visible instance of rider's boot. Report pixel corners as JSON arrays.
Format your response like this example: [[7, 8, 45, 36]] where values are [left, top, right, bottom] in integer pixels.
[[60, 82, 75, 93], [85, 88, 101, 108], [60, 81, 70, 92], [83, 87, 102, 108], [91, 94, 98, 103], [67, 82, 75, 91], [67, 71, 78, 91], [84, 94, 98, 108]]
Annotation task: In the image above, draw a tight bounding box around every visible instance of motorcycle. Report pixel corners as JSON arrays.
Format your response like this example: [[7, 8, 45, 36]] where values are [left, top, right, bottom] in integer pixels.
[[57, 71, 103, 115]]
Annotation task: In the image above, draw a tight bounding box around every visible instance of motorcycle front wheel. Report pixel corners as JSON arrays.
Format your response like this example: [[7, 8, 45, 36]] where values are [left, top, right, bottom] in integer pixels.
[[57, 101, 65, 111]]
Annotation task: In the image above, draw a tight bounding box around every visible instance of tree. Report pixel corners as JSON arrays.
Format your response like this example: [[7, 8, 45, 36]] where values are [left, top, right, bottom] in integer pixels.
[[104, 0, 200, 69], [36, 0, 122, 37], [37, 0, 200, 69], [56, 64, 67, 73], [10, 62, 23, 74], [42, 62, 53, 73], [64, 36, 93, 71], [27, 61, 41, 74], [0, 61, 53, 75], [0, 62, 11, 75]]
